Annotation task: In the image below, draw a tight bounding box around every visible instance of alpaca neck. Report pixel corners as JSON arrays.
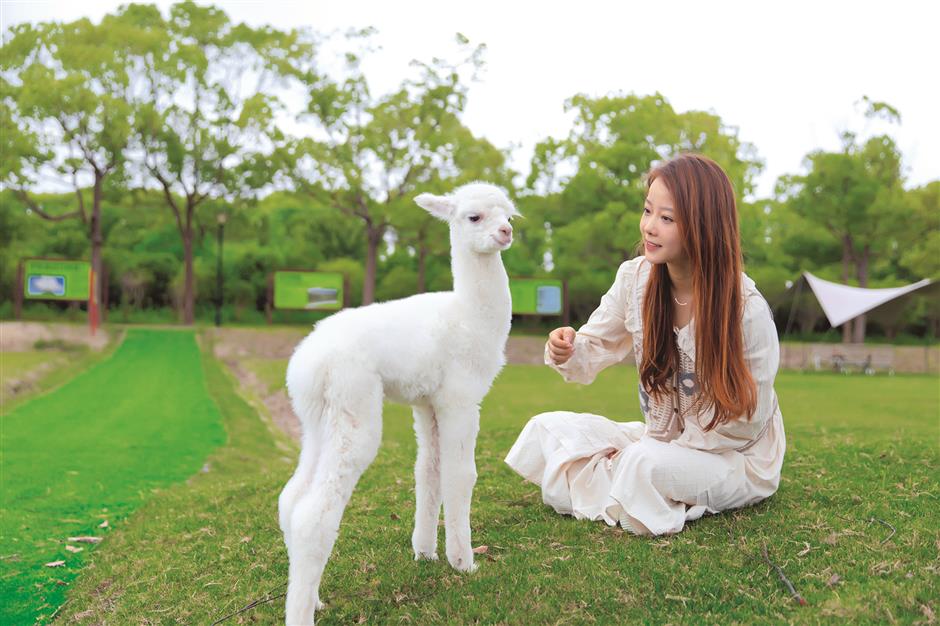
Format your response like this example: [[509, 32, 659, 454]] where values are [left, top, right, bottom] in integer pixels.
[[451, 245, 511, 331]]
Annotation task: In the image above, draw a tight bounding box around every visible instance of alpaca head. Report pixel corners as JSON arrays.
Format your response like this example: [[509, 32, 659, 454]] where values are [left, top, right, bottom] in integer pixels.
[[414, 183, 521, 255]]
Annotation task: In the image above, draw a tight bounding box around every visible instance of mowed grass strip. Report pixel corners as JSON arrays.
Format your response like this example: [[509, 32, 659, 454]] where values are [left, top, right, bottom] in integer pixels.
[[59, 353, 938, 624], [0, 329, 226, 624]]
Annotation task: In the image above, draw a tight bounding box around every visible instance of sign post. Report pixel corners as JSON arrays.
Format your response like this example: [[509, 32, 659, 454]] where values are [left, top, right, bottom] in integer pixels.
[[88, 268, 98, 335]]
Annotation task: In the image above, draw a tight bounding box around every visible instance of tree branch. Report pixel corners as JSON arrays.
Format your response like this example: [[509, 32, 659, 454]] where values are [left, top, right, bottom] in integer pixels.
[[150, 165, 184, 236], [14, 188, 83, 222]]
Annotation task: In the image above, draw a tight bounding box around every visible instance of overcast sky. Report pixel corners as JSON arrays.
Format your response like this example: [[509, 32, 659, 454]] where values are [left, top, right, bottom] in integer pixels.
[[2, 0, 938, 199]]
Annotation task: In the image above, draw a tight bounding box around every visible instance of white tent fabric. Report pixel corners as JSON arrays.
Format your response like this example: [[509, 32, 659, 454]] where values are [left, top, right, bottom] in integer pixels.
[[803, 272, 933, 328]]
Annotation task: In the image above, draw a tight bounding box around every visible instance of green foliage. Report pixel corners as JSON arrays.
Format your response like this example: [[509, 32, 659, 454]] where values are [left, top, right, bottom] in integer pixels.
[[376, 262, 419, 302], [898, 182, 940, 280]]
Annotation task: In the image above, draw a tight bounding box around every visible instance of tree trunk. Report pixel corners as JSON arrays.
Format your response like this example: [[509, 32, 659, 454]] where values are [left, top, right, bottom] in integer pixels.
[[181, 204, 195, 324], [90, 174, 104, 329], [841, 235, 854, 343], [362, 225, 383, 305], [852, 246, 869, 343]]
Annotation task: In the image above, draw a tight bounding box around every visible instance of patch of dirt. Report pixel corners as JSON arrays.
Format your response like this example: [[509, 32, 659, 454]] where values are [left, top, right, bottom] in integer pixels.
[[1, 359, 59, 403], [1, 322, 116, 405], [505, 336, 549, 364], [208, 327, 550, 364], [223, 354, 302, 442], [208, 327, 307, 361], [0, 321, 111, 352], [208, 327, 305, 441]]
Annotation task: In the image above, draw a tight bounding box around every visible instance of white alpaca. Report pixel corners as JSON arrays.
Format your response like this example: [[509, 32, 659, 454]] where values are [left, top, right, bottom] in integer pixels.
[[279, 182, 518, 625]]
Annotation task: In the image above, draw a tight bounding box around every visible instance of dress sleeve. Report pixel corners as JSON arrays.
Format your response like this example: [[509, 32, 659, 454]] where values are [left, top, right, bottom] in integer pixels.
[[545, 260, 636, 385], [673, 293, 780, 453]]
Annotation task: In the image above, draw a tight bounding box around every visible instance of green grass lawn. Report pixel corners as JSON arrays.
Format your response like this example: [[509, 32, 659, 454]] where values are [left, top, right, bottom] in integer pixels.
[[45, 347, 940, 625], [0, 329, 226, 624]]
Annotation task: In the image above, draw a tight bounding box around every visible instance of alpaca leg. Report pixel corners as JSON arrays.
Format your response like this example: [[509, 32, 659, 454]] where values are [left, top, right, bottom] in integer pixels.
[[411, 404, 441, 560], [284, 397, 382, 625], [279, 429, 322, 552], [436, 406, 480, 572]]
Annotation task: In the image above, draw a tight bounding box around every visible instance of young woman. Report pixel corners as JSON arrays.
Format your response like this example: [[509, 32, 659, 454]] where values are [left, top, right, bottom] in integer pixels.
[[505, 153, 786, 536]]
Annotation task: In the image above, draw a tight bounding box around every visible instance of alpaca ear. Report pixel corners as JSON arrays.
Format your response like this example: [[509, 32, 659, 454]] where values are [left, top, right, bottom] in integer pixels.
[[415, 193, 455, 221]]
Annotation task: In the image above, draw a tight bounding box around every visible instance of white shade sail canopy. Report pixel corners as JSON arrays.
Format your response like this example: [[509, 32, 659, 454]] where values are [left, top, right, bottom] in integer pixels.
[[803, 272, 934, 328]]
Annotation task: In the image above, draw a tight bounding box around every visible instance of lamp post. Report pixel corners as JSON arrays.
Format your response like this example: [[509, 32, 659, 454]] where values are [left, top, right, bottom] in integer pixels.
[[215, 212, 227, 327]]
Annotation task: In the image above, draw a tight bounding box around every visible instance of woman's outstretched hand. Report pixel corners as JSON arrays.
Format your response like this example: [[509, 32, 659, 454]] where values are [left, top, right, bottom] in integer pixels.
[[547, 326, 576, 365]]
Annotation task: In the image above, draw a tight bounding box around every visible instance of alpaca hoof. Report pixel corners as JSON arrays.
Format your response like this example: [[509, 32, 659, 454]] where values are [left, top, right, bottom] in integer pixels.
[[448, 556, 478, 573], [414, 551, 438, 561]]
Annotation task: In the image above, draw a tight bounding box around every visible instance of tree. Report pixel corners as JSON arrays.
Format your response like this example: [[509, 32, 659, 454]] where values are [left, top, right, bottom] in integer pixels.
[[130, 2, 316, 323], [282, 32, 508, 304], [2, 14, 141, 326], [899, 181, 940, 280], [779, 98, 906, 342], [525, 92, 762, 320]]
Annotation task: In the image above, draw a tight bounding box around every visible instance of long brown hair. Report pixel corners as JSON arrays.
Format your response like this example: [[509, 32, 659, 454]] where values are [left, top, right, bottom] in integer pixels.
[[639, 153, 757, 430]]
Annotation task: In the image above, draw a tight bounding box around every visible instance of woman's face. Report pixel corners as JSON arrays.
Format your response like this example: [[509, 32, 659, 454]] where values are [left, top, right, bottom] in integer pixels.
[[640, 177, 687, 266]]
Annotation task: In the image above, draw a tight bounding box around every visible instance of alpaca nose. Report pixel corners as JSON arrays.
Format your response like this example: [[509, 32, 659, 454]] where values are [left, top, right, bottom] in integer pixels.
[[499, 225, 512, 238]]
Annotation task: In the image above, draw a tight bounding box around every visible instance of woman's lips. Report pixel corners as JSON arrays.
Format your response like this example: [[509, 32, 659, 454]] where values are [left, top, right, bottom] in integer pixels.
[[645, 241, 661, 251]]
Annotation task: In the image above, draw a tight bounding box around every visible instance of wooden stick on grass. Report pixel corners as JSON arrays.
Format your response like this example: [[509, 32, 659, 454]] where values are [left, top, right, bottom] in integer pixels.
[[48, 599, 70, 621], [869, 517, 896, 544], [835, 512, 897, 544], [761, 543, 807, 606], [210, 583, 287, 625]]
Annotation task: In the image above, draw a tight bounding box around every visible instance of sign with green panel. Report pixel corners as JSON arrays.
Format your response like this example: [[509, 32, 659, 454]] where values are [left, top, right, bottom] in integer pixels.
[[274, 271, 344, 310], [510, 278, 564, 315], [23, 259, 91, 301]]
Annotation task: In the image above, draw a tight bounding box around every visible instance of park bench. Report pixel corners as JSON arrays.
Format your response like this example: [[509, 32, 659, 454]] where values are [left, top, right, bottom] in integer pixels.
[[810, 344, 895, 375]]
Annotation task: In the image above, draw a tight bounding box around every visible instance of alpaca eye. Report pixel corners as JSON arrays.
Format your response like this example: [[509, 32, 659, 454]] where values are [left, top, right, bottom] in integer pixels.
[[468, 215, 481, 223]]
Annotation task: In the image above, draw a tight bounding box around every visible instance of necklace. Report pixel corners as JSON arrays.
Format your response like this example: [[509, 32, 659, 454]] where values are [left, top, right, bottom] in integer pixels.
[[673, 295, 689, 306]]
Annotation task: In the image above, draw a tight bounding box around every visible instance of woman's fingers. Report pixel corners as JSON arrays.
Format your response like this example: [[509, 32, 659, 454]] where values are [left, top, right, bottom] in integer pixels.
[[549, 327, 575, 348], [548, 336, 571, 350], [548, 326, 576, 365], [548, 343, 573, 364]]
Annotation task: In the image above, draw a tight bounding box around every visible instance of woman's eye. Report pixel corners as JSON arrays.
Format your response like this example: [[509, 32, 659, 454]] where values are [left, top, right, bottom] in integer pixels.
[[469, 215, 481, 223], [662, 216, 673, 223], [643, 208, 651, 214]]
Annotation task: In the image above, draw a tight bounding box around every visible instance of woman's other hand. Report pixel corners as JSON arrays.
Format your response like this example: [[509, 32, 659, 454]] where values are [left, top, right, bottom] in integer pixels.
[[548, 326, 576, 365]]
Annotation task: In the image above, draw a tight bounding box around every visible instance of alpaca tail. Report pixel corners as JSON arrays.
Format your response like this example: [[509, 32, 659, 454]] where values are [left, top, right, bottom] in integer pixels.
[[285, 335, 330, 435]]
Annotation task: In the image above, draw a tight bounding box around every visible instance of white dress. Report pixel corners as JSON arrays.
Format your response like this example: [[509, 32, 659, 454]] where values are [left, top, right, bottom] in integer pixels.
[[504, 257, 786, 535]]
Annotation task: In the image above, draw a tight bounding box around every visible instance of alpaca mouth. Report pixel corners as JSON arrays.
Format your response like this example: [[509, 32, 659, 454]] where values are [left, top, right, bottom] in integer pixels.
[[493, 234, 512, 248]]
